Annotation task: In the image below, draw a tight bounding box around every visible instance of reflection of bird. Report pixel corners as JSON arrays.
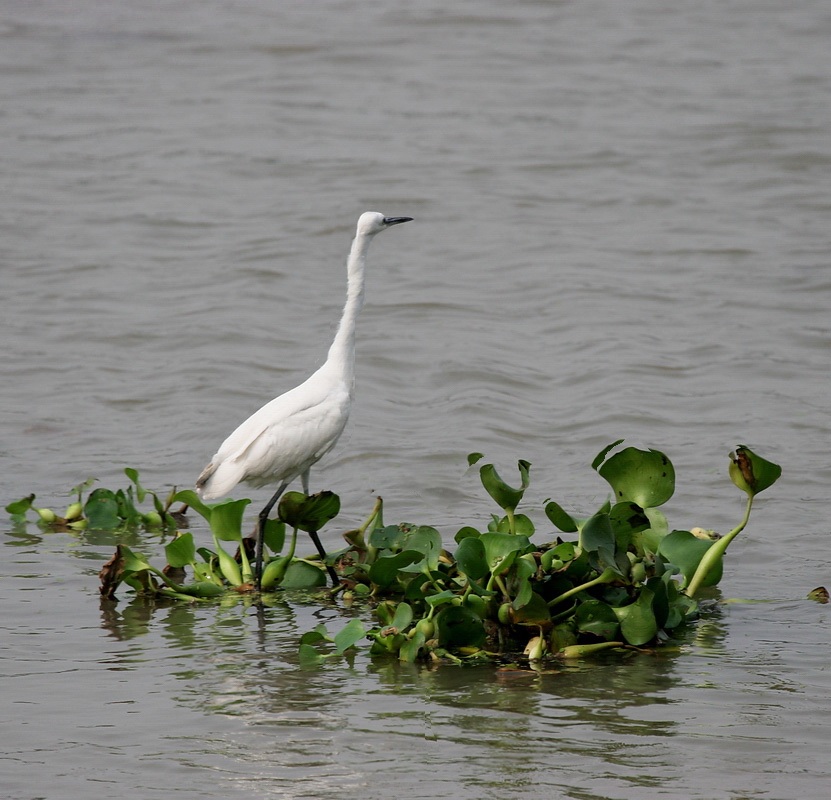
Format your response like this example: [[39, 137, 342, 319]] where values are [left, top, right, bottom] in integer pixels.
[[196, 211, 413, 587]]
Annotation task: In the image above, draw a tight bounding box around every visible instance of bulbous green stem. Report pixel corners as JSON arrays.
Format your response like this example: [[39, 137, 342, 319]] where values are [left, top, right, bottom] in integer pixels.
[[505, 507, 516, 535], [546, 567, 618, 608], [686, 494, 754, 598]]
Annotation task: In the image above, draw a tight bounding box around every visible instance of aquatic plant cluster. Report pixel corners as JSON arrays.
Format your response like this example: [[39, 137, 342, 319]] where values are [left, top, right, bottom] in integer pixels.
[[7, 443, 782, 665]]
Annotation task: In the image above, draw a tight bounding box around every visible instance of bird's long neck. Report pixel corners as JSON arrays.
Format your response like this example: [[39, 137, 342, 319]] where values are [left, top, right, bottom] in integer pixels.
[[326, 230, 372, 387]]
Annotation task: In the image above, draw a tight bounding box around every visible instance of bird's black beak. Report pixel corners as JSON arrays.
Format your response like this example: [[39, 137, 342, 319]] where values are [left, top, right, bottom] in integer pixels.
[[383, 216, 413, 226]]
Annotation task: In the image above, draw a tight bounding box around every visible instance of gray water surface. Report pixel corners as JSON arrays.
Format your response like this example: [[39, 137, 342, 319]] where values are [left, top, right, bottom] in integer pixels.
[[3, 2, 831, 799]]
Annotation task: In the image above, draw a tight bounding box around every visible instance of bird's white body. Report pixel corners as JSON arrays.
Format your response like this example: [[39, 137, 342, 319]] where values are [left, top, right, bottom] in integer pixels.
[[196, 211, 411, 508], [197, 359, 351, 500]]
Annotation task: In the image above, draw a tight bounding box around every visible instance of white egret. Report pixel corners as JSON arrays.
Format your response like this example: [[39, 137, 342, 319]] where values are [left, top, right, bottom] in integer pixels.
[[196, 211, 413, 587]]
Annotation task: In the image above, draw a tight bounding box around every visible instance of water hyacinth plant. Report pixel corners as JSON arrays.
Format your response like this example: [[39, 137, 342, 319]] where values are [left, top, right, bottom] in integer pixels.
[[7, 443, 783, 665]]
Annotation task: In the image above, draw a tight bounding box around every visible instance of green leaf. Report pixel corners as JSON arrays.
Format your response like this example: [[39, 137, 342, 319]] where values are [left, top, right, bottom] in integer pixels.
[[614, 587, 658, 646], [591, 440, 625, 471], [609, 501, 650, 551], [209, 498, 251, 542], [575, 599, 620, 640], [173, 489, 213, 523], [281, 560, 327, 589], [729, 445, 782, 497], [495, 513, 535, 536], [467, 452, 484, 466], [278, 491, 340, 532], [368, 550, 422, 588], [84, 488, 120, 530], [658, 530, 722, 588], [263, 519, 286, 554], [479, 460, 531, 513], [298, 643, 325, 666], [579, 511, 615, 555], [595, 444, 675, 508], [165, 533, 196, 569], [544, 501, 578, 533], [479, 533, 532, 575], [390, 602, 414, 631], [399, 526, 443, 572], [119, 545, 153, 574], [454, 536, 489, 581], [511, 591, 550, 625], [333, 619, 366, 654], [369, 524, 409, 551], [399, 630, 426, 663], [124, 468, 147, 503], [6, 495, 35, 516], [435, 605, 487, 649], [454, 525, 481, 544]]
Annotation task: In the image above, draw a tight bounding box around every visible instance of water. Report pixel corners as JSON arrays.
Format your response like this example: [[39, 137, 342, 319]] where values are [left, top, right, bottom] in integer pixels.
[[3, 1, 831, 798]]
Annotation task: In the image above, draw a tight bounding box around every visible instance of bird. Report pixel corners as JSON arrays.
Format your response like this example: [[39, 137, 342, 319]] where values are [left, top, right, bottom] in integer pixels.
[[196, 211, 413, 588]]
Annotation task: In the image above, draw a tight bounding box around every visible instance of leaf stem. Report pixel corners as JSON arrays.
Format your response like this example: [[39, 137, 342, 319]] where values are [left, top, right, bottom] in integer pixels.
[[546, 567, 617, 608], [686, 494, 754, 598]]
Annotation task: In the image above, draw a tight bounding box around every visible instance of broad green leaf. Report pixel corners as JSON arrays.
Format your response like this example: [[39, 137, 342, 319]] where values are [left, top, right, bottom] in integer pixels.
[[119, 545, 153, 574], [368, 550, 422, 588], [173, 489, 213, 523], [209, 498, 251, 542], [479, 460, 531, 513], [165, 532, 196, 568], [467, 452, 484, 466], [510, 591, 550, 625], [575, 599, 620, 640], [614, 587, 658, 646], [278, 491, 340, 532], [390, 602, 414, 631], [544, 501, 578, 533], [399, 526, 443, 572], [6, 495, 35, 516], [494, 513, 535, 536], [298, 643, 325, 666], [591, 440, 625, 471], [333, 619, 366, 654], [595, 444, 675, 508], [454, 525, 481, 544], [609, 501, 650, 551], [368, 524, 409, 551], [281, 560, 327, 589], [84, 488, 121, 530], [454, 536, 489, 580], [729, 445, 782, 497], [657, 530, 722, 588], [579, 511, 615, 555], [480, 533, 531, 575], [299, 625, 331, 646], [398, 630, 426, 663], [425, 590, 457, 609], [435, 606, 486, 649], [263, 518, 286, 554]]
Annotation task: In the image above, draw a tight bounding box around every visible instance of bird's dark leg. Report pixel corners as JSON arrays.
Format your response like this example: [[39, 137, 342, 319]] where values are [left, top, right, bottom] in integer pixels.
[[307, 529, 340, 587], [256, 481, 288, 589]]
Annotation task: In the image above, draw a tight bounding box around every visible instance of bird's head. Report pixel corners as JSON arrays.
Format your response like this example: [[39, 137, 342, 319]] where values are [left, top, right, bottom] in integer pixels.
[[357, 211, 413, 237]]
